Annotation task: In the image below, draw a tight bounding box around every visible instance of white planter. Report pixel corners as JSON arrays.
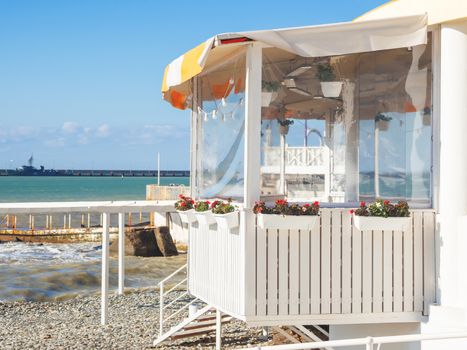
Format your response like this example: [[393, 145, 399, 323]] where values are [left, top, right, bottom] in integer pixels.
[[261, 91, 278, 107], [353, 215, 411, 231], [177, 209, 197, 225], [257, 214, 318, 230], [214, 211, 239, 230], [320, 81, 343, 98], [195, 211, 216, 227]]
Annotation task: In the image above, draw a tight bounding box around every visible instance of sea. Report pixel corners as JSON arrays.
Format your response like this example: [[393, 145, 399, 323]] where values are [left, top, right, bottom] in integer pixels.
[[0, 176, 189, 302]]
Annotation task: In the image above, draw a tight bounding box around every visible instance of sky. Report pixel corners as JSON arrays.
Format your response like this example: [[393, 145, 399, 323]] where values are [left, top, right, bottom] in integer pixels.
[[0, 0, 387, 170]]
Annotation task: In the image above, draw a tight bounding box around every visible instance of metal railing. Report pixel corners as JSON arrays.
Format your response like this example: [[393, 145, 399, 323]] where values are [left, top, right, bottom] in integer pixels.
[[239, 332, 467, 350], [158, 263, 199, 337]]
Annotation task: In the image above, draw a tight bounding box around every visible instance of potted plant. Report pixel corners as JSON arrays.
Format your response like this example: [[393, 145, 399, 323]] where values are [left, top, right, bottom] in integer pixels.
[[351, 200, 411, 231], [194, 200, 216, 226], [174, 194, 197, 225], [253, 199, 319, 230], [317, 63, 343, 98], [211, 199, 238, 230], [262, 81, 281, 107], [277, 119, 294, 135]]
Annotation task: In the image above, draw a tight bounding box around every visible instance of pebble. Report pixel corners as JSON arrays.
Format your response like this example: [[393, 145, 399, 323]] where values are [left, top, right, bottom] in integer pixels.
[[0, 289, 269, 349]]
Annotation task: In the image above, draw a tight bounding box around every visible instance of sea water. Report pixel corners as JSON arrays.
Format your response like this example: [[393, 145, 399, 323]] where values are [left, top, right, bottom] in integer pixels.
[[0, 176, 189, 301]]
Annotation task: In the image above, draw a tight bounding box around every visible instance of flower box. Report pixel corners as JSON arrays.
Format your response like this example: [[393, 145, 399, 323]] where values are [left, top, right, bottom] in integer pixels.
[[195, 211, 216, 227], [214, 211, 239, 230], [353, 215, 411, 231], [177, 209, 197, 226], [257, 214, 318, 230]]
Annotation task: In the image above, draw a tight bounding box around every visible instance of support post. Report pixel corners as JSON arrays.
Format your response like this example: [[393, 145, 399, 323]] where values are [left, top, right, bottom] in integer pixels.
[[243, 42, 262, 208], [216, 309, 222, 350], [118, 212, 125, 295], [101, 212, 110, 325]]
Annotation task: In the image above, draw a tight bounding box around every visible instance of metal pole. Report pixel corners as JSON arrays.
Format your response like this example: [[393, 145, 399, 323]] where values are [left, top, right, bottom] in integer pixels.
[[375, 124, 380, 198], [280, 133, 286, 195], [157, 152, 161, 186], [118, 212, 125, 295], [159, 281, 164, 337], [101, 212, 110, 325], [216, 309, 222, 350]]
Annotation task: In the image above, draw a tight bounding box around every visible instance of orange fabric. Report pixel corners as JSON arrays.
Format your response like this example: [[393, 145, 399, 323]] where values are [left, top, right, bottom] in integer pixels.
[[404, 101, 417, 112], [212, 81, 234, 100], [234, 77, 245, 94], [170, 90, 187, 110]]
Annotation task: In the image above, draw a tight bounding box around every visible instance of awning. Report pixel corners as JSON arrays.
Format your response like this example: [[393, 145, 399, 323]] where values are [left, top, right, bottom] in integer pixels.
[[162, 14, 427, 109]]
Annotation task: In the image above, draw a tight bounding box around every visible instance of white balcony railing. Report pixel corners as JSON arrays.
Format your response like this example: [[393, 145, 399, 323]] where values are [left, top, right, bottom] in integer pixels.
[[188, 208, 436, 325]]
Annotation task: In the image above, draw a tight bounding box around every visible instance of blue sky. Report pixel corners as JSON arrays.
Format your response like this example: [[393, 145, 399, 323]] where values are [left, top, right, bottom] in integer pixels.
[[0, 0, 386, 170]]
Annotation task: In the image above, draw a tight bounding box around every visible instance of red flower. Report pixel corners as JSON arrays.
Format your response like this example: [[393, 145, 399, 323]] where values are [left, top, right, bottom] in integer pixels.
[[384, 200, 390, 205], [303, 204, 310, 208], [206, 201, 211, 205], [276, 199, 287, 205], [257, 207, 263, 213], [349, 209, 354, 214], [313, 201, 319, 206], [180, 201, 186, 207], [190, 199, 195, 204], [360, 201, 366, 207], [178, 194, 184, 199]]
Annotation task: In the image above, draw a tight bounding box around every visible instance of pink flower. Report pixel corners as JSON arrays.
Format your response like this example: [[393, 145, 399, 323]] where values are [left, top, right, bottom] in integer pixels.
[[349, 209, 354, 214], [313, 201, 319, 206], [178, 194, 184, 199]]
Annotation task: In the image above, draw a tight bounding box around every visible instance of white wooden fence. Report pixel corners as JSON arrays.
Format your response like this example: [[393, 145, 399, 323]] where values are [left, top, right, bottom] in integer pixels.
[[188, 209, 436, 325]]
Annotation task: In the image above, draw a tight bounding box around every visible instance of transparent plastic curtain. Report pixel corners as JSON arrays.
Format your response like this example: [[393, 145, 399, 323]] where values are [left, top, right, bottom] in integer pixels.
[[358, 37, 432, 205], [195, 53, 246, 199], [260, 37, 432, 206]]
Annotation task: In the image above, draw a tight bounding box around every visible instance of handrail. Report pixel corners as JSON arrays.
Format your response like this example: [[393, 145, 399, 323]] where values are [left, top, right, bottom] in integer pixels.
[[158, 264, 195, 337], [159, 264, 187, 285], [239, 332, 467, 350]]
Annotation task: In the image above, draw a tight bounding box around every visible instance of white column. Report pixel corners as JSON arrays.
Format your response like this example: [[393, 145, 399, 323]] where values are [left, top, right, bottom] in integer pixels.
[[118, 212, 125, 295], [243, 43, 262, 208], [101, 212, 110, 325], [438, 20, 467, 307], [242, 43, 262, 317]]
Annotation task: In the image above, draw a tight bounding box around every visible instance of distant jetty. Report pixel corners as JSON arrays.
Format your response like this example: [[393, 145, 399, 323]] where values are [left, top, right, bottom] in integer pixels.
[[0, 168, 189, 177]]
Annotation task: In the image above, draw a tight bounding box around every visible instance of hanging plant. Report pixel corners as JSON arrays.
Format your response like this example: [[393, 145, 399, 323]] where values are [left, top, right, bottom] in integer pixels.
[[317, 63, 343, 98], [277, 119, 294, 135]]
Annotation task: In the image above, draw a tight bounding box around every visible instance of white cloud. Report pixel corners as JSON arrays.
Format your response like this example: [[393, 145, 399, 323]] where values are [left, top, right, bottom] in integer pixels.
[[95, 124, 110, 138], [62, 122, 81, 134]]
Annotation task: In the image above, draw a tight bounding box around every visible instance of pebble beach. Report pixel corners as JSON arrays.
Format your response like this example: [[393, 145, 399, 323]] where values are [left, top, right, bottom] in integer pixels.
[[0, 289, 268, 350]]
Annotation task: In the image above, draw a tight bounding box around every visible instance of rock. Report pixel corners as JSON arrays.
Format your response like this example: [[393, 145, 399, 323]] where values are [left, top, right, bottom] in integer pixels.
[[154, 226, 178, 257], [110, 229, 162, 257]]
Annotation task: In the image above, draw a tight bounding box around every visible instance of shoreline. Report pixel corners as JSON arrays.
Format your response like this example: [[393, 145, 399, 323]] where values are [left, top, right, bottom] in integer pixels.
[[0, 288, 267, 349]]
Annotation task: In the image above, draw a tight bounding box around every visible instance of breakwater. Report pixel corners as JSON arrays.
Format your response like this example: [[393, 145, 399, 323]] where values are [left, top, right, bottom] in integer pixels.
[[0, 169, 189, 177]]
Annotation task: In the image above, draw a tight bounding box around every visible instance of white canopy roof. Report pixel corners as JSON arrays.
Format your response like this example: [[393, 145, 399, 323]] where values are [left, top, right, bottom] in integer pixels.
[[162, 14, 428, 109], [221, 14, 427, 57]]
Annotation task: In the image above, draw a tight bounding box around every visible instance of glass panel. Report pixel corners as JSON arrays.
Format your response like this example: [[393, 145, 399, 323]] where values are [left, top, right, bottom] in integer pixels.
[[261, 34, 432, 207], [196, 53, 246, 200]]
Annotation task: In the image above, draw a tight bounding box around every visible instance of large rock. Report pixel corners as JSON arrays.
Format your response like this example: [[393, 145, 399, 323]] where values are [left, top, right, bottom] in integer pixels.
[[110, 226, 178, 257], [154, 226, 178, 257]]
